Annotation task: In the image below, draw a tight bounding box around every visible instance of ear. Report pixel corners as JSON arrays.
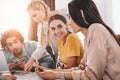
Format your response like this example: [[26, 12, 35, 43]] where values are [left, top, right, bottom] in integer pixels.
[[80, 10, 89, 24]]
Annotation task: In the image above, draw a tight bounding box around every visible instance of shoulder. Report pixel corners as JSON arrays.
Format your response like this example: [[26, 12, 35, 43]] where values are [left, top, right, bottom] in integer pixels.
[[86, 23, 112, 42], [2, 50, 11, 55], [24, 41, 38, 47], [24, 41, 38, 44], [66, 33, 82, 45], [67, 33, 79, 41], [88, 23, 111, 38], [89, 23, 108, 33]]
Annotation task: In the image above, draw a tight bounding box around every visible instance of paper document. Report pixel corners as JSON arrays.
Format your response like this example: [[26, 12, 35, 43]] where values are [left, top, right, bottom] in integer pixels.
[[15, 72, 43, 80]]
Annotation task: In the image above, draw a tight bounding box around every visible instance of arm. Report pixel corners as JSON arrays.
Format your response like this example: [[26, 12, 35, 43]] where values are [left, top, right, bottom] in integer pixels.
[[72, 24, 108, 80], [38, 51, 56, 68], [24, 43, 46, 72], [8, 62, 16, 70], [63, 56, 78, 69], [1, 72, 16, 80], [34, 65, 80, 79], [24, 24, 48, 72], [59, 34, 83, 69], [31, 44, 46, 61], [35, 65, 73, 80], [59, 56, 78, 69]]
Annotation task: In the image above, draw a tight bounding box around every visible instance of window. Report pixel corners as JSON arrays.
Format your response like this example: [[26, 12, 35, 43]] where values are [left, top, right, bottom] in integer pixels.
[[113, 0, 120, 34], [0, 0, 30, 40]]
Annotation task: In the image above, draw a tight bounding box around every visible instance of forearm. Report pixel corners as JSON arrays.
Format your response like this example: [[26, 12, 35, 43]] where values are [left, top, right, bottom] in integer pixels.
[[31, 46, 46, 60], [50, 10, 59, 16], [55, 71, 73, 79], [0, 72, 11, 80], [53, 68, 73, 72], [61, 57, 78, 69], [64, 64, 73, 69], [64, 72, 73, 79], [28, 58, 35, 64]]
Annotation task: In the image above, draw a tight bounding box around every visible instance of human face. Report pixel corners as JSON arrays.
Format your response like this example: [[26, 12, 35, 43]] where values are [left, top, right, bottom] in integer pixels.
[[6, 36, 22, 55], [68, 18, 81, 33], [49, 20, 68, 41], [28, 5, 46, 23]]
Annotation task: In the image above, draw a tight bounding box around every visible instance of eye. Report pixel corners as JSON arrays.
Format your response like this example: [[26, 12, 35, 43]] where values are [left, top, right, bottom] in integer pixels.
[[50, 27, 55, 31], [7, 43, 12, 47], [14, 39, 18, 43], [57, 24, 63, 29]]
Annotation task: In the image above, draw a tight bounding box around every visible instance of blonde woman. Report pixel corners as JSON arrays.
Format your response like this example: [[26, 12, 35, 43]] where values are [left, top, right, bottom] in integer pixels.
[[24, 0, 68, 72]]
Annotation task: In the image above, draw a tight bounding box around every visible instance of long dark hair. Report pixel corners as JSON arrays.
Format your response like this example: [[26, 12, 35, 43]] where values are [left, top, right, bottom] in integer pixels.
[[48, 14, 67, 25], [68, 0, 120, 46]]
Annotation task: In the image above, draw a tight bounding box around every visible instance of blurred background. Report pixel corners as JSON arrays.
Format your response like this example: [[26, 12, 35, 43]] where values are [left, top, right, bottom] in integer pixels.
[[0, 0, 120, 46]]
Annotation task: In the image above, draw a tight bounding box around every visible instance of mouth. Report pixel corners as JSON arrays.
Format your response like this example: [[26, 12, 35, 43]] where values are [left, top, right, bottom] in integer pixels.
[[13, 48, 19, 53], [56, 33, 62, 38], [57, 34, 61, 37]]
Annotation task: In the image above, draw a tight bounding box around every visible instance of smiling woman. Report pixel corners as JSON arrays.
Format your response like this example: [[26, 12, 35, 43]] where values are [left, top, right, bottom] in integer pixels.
[[0, 0, 30, 40]]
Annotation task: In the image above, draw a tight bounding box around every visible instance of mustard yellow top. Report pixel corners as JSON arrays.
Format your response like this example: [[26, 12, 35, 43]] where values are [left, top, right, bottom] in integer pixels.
[[58, 33, 84, 65]]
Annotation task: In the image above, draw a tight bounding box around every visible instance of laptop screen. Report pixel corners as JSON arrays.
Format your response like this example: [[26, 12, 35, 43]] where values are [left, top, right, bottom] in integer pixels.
[[0, 51, 9, 73]]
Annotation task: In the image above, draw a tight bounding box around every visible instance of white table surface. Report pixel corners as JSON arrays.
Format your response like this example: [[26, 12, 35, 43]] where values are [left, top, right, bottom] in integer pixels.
[[15, 72, 43, 80]]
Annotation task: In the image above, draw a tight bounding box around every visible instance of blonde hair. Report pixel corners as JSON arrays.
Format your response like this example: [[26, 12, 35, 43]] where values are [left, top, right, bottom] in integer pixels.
[[27, 0, 50, 46], [27, 0, 50, 21]]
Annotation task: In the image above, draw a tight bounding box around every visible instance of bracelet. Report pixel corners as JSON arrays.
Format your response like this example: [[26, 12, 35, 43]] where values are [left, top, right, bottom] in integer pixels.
[[60, 72, 65, 80]]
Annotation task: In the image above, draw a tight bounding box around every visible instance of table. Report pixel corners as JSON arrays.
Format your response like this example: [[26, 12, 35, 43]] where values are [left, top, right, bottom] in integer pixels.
[[15, 72, 43, 80]]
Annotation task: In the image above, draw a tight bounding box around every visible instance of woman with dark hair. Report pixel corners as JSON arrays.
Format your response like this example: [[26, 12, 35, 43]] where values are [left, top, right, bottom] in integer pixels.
[[34, 0, 120, 80], [116, 34, 120, 42], [48, 14, 84, 69]]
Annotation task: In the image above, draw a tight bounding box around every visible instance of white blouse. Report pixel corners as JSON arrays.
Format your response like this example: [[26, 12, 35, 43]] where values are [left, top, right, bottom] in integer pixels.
[[31, 8, 68, 62]]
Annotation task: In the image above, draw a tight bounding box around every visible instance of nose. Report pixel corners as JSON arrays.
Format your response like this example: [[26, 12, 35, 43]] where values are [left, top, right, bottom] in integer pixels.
[[54, 29, 60, 35], [13, 44, 17, 49]]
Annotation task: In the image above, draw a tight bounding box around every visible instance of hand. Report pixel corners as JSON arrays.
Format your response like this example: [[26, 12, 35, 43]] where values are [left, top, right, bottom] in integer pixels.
[[23, 58, 35, 72], [4, 75, 16, 80], [35, 65, 47, 73], [16, 60, 26, 69], [8, 62, 16, 70], [35, 67, 56, 80], [2, 72, 16, 80], [47, 10, 58, 19]]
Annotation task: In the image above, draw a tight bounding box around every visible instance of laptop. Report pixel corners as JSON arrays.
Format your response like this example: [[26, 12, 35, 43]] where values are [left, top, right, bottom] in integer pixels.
[[0, 51, 10, 73]]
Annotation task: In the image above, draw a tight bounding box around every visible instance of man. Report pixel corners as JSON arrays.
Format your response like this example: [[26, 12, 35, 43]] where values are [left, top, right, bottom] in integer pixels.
[[0, 29, 55, 71]]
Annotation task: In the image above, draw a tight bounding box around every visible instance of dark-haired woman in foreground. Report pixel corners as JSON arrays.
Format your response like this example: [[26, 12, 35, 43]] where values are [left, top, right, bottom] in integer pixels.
[[35, 0, 120, 80]]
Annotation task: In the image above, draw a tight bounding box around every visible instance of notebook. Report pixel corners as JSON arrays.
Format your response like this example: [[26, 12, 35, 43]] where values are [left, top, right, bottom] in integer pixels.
[[0, 51, 10, 73]]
